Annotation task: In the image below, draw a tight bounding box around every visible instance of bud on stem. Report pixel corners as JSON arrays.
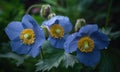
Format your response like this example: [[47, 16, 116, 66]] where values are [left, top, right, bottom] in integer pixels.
[[48, 13, 56, 19], [75, 18, 86, 31], [40, 4, 51, 18]]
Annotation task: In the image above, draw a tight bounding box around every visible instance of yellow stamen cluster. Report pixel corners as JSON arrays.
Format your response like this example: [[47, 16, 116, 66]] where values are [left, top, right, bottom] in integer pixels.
[[20, 29, 35, 45], [78, 36, 94, 53], [49, 24, 64, 38]]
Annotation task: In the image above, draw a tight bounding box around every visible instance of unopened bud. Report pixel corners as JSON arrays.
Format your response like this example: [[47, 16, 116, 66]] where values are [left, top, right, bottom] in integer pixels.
[[40, 4, 51, 18], [48, 13, 56, 19], [75, 18, 86, 31]]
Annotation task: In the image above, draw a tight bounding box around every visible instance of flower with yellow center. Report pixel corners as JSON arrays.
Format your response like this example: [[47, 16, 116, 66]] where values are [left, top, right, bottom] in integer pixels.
[[5, 14, 45, 57], [64, 24, 109, 66], [49, 24, 64, 38], [78, 36, 94, 53], [42, 15, 72, 48], [20, 29, 35, 45]]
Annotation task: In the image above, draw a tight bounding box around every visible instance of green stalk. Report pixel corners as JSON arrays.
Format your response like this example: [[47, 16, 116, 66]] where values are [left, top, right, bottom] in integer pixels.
[[40, 48, 44, 59], [105, 0, 113, 27], [26, 4, 41, 14]]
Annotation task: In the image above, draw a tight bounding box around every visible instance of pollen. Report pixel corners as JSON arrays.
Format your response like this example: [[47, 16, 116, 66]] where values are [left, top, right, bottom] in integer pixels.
[[20, 29, 35, 45], [49, 24, 64, 38], [78, 36, 94, 53]]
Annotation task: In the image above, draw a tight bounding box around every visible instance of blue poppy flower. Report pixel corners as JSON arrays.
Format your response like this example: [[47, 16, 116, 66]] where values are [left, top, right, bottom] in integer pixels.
[[64, 24, 109, 66], [5, 14, 45, 57], [42, 15, 72, 49]]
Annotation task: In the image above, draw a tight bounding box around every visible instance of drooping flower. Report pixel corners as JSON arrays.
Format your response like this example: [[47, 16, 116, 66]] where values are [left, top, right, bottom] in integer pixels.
[[5, 14, 45, 57], [64, 24, 109, 66], [42, 15, 72, 49]]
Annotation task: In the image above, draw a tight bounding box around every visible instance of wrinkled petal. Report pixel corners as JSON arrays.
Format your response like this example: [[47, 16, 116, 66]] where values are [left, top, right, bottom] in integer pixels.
[[10, 40, 31, 54], [22, 14, 37, 29], [77, 49, 100, 67], [5, 22, 23, 40], [29, 27, 45, 57], [78, 24, 98, 36], [48, 36, 65, 49], [28, 45, 41, 58], [55, 16, 72, 33], [90, 31, 109, 50], [64, 33, 79, 53], [42, 16, 72, 33], [22, 14, 45, 57], [42, 17, 58, 27], [48, 37, 64, 49]]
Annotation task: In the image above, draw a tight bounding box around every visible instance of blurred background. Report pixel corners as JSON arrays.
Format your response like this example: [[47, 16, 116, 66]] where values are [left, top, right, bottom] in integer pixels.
[[0, 0, 120, 72]]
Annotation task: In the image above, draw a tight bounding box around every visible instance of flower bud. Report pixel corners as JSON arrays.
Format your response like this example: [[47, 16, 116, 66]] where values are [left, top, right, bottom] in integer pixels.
[[40, 4, 51, 18], [48, 13, 56, 19], [75, 18, 86, 31]]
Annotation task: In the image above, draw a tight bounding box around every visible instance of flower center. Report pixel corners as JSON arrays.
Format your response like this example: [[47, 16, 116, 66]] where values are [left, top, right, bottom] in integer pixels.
[[20, 29, 35, 45], [78, 36, 94, 53], [49, 24, 64, 38]]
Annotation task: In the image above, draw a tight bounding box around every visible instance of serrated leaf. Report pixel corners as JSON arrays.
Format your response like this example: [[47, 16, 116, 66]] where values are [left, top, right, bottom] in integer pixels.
[[100, 27, 112, 36], [62, 53, 78, 68], [0, 52, 29, 66], [36, 41, 64, 71], [100, 27, 120, 40], [36, 53, 78, 72], [36, 54, 63, 72], [110, 31, 120, 39], [36, 41, 78, 72]]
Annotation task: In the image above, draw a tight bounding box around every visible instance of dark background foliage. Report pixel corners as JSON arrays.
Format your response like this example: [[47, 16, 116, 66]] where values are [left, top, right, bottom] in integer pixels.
[[0, 0, 120, 72]]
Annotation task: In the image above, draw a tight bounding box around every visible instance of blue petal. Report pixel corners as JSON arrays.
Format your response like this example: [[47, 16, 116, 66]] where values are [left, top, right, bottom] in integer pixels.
[[22, 14, 37, 29], [10, 40, 31, 54], [55, 16, 72, 33], [77, 49, 100, 67], [42, 16, 72, 33], [28, 43, 41, 58], [78, 24, 98, 36], [42, 17, 58, 27], [28, 27, 45, 57], [90, 31, 109, 50], [48, 36, 66, 49], [48, 37, 64, 49], [64, 33, 79, 53], [5, 22, 23, 40], [22, 14, 45, 57]]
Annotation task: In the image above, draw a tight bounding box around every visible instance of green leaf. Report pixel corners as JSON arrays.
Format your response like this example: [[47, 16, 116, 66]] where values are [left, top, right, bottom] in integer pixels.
[[0, 52, 29, 66], [36, 41, 78, 71], [36, 53, 78, 72], [62, 53, 79, 68], [43, 0, 57, 6], [98, 51, 113, 72], [36, 53, 63, 71], [110, 31, 120, 39], [100, 27, 120, 40]]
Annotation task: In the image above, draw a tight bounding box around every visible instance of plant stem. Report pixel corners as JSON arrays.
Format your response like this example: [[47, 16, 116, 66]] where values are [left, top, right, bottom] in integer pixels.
[[105, 0, 113, 27], [26, 4, 41, 14], [40, 48, 44, 59]]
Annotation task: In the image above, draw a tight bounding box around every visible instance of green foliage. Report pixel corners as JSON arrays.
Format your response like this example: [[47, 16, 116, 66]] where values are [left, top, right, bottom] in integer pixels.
[[98, 50, 113, 72], [0, 0, 120, 72], [0, 52, 29, 66], [36, 41, 78, 72], [0, 0, 25, 43], [100, 27, 120, 40]]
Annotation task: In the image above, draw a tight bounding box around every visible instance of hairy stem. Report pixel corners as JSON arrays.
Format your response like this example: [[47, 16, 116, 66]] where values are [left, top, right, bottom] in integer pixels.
[[26, 4, 41, 14], [105, 0, 113, 27]]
